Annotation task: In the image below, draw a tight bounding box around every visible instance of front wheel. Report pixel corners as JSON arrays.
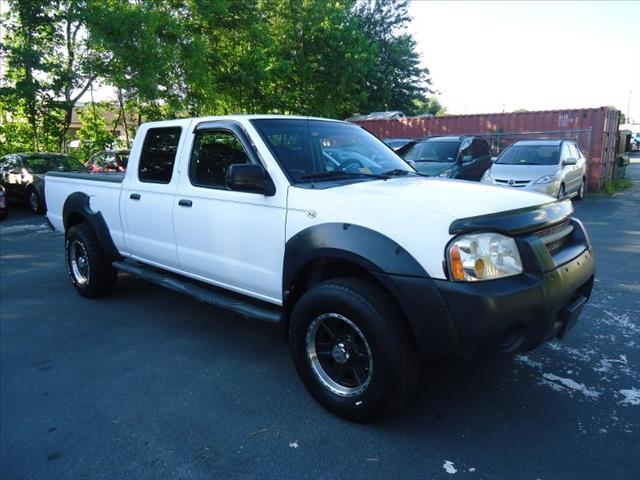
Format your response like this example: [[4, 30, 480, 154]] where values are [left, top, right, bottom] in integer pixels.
[[575, 177, 586, 200], [65, 223, 117, 298], [289, 277, 421, 422]]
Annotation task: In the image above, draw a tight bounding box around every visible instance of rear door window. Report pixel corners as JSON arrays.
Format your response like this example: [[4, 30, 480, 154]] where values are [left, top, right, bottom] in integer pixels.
[[138, 127, 182, 183]]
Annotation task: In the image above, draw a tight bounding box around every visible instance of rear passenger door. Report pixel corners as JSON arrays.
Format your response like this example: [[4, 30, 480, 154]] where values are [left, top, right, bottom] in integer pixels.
[[172, 121, 287, 303], [122, 124, 187, 269]]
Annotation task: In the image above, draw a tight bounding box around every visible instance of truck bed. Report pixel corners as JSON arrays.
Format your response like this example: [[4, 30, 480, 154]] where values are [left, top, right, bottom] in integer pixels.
[[46, 171, 125, 183], [45, 170, 127, 254]]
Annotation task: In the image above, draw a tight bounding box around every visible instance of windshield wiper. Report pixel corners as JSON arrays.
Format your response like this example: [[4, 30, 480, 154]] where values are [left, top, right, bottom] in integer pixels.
[[298, 171, 388, 181], [381, 168, 428, 177], [380, 169, 409, 176]]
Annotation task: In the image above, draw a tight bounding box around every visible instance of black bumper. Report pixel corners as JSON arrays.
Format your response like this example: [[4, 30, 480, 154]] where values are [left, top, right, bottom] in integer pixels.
[[375, 217, 595, 357], [432, 246, 594, 355]]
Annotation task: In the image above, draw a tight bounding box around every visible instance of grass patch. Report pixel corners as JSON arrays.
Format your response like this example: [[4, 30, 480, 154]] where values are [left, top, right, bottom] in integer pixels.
[[603, 178, 633, 195]]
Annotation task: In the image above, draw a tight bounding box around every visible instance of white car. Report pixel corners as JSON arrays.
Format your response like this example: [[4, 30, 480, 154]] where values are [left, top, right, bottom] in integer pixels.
[[481, 140, 587, 199], [45, 115, 595, 421]]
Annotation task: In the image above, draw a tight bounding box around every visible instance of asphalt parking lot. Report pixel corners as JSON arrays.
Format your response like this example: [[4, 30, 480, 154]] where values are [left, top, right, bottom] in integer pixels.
[[1, 164, 639, 480]]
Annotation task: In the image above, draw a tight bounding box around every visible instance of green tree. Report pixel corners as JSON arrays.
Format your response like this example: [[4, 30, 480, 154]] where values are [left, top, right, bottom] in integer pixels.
[[74, 102, 116, 161], [405, 96, 447, 117], [1, 0, 60, 149], [353, 0, 432, 114], [2, 0, 112, 150]]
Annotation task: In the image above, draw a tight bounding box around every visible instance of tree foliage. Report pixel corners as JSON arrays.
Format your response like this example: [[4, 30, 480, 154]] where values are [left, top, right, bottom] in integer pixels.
[[74, 102, 117, 161], [1, 0, 438, 153]]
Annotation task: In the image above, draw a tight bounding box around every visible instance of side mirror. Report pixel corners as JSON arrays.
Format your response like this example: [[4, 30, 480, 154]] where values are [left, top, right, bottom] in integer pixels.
[[563, 157, 577, 166], [226, 164, 275, 196], [461, 155, 474, 163]]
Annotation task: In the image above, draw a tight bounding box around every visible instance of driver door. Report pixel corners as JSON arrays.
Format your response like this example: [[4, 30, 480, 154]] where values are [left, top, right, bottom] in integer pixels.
[[172, 121, 287, 303]]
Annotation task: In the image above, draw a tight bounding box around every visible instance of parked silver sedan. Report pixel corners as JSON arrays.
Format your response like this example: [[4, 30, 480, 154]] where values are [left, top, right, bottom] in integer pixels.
[[481, 140, 587, 199]]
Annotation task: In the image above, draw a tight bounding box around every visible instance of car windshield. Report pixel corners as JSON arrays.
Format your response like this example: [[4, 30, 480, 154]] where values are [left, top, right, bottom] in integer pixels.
[[26, 155, 85, 173], [404, 140, 459, 162], [251, 119, 413, 184], [496, 145, 560, 165]]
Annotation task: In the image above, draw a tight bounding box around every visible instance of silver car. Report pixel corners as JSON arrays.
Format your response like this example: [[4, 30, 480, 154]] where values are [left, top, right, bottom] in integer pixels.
[[481, 140, 587, 199]]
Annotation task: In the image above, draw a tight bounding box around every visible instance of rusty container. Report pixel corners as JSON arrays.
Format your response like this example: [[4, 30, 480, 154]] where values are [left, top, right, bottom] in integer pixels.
[[355, 107, 620, 191]]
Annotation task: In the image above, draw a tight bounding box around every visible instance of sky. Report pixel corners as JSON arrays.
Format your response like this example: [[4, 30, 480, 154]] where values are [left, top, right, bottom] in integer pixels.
[[408, 0, 640, 122]]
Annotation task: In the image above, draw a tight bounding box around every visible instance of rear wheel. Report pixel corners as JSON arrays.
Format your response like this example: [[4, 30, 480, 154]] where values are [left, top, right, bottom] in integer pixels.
[[65, 223, 117, 298], [28, 188, 44, 214], [289, 277, 421, 422]]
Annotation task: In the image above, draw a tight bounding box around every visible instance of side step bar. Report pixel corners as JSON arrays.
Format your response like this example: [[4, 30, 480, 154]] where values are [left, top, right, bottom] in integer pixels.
[[112, 260, 281, 324]]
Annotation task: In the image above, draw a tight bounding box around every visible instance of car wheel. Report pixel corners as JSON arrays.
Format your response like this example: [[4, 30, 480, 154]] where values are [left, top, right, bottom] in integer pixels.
[[28, 188, 44, 214], [575, 177, 586, 201], [65, 223, 117, 298], [289, 277, 421, 422], [557, 183, 565, 199]]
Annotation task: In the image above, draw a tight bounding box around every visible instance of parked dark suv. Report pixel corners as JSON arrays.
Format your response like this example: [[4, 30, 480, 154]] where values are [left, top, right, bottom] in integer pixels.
[[0, 153, 86, 213], [398, 135, 492, 180]]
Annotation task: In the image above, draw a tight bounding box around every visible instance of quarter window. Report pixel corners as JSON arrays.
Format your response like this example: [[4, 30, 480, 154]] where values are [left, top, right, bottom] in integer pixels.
[[190, 130, 251, 189], [138, 127, 182, 183]]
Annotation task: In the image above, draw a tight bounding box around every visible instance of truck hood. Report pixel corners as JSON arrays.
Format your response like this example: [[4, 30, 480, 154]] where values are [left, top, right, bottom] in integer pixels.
[[320, 176, 553, 219], [286, 177, 554, 279]]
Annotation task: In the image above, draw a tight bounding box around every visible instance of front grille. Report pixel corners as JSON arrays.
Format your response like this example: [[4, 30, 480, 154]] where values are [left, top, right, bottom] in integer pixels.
[[531, 219, 574, 255], [494, 179, 530, 187]]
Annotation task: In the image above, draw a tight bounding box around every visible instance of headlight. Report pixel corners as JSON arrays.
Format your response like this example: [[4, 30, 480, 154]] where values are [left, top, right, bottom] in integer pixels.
[[447, 233, 523, 281], [534, 174, 557, 184], [481, 169, 492, 182], [438, 169, 453, 178]]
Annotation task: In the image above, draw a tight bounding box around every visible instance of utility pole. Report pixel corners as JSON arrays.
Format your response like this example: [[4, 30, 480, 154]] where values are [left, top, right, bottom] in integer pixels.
[[626, 90, 632, 124]]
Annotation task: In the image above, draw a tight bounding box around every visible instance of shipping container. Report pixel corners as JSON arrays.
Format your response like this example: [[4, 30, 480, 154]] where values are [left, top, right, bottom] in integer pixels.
[[354, 107, 621, 191]]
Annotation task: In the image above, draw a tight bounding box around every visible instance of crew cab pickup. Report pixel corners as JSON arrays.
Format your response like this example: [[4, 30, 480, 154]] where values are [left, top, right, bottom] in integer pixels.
[[46, 115, 595, 421]]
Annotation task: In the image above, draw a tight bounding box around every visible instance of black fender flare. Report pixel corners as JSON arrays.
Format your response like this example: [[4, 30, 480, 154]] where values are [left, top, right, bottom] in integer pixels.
[[283, 223, 428, 290], [62, 192, 120, 260], [283, 223, 461, 353]]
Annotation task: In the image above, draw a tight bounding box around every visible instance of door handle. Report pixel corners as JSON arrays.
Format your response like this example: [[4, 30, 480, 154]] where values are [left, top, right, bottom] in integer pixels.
[[129, 193, 141, 200], [178, 199, 193, 207]]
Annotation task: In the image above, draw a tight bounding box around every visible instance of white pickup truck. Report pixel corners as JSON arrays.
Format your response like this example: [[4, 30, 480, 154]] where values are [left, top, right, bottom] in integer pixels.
[[46, 115, 595, 421]]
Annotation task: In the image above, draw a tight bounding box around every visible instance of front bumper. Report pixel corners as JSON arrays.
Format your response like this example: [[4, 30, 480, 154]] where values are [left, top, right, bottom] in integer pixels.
[[433, 246, 594, 355], [376, 215, 595, 357]]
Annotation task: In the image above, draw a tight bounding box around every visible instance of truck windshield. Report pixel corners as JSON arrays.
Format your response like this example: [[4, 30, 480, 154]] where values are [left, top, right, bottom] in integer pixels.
[[250, 119, 413, 184], [496, 145, 560, 165], [404, 141, 460, 163]]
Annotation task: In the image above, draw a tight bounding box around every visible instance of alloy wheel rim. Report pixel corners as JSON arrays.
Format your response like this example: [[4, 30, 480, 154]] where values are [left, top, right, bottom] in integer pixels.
[[305, 313, 373, 397], [29, 192, 39, 211], [69, 240, 90, 285]]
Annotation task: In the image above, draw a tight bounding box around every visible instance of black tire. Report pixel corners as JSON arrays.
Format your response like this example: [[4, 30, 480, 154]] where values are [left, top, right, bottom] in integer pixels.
[[27, 188, 44, 214], [65, 223, 117, 298], [557, 183, 565, 199], [289, 277, 421, 422], [575, 177, 586, 201]]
